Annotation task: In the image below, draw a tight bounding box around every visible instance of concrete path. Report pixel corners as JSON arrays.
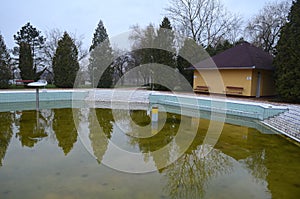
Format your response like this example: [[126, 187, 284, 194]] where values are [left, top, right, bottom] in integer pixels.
[[262, 105, 300, 142]]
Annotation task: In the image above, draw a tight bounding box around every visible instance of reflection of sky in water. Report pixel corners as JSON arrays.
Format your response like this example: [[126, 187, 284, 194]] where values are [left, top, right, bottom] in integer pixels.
[[0, 108, 299, 199]]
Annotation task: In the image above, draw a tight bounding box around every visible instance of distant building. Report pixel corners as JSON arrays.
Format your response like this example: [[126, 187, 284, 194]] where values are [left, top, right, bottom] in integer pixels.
[[193, 42, 276, 97]]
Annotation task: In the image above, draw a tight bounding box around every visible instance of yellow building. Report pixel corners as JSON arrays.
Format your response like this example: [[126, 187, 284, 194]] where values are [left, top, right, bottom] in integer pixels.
[[193, 42, 276, 97]]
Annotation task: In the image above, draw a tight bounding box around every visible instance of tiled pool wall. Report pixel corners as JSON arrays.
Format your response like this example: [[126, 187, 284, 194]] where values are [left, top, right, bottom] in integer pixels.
[[149, 94, 288, 120], [154, 104, 276, 134], [0, 90, 88, 103], [0, 101, 87, 112]]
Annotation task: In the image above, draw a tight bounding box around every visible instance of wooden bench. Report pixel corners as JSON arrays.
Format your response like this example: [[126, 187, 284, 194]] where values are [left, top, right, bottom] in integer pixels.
[[194, 86, 209, 93], [15, 79, 34, 86], [225, 86, 244, 95]]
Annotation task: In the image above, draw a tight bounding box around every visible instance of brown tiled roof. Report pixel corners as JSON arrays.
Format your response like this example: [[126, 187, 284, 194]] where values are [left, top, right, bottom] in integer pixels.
[[194, 42, 274, 70]]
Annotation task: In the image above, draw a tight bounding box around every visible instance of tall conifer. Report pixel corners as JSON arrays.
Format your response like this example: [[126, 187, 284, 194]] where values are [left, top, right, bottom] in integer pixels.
[[53, 32, 79, 88], [89, 20, 114, 88], [274, 0, 300, 102], [0, 34, 11, 88]]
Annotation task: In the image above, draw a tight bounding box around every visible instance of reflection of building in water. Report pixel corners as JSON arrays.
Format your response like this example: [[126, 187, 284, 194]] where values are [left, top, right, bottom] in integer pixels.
[[0, 112, 13, 166], [53, 109, 77, 155]]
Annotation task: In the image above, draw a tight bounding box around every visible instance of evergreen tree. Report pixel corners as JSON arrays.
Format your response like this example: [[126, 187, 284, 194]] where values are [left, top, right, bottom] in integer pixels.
[[154, 17, 176, 68], [152, 17, 177, 90], [274, 0, 300, 102], [53, 32, 79, 88], [19, 42, 34, 80], [14, 22, 45, 76], [89, 20, 109, 52], [0, 33, 11, 88], [89, 20, 114, 88]]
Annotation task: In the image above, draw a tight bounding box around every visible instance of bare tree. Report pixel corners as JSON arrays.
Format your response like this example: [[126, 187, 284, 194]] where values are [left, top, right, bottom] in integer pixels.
[[129, 24, 157, 51], [112, 48, 135, 85], [43, 28, 88, 70], [129, 24, 157, 85], [245, 0, 291, 54], [165, 0, 242, 47]]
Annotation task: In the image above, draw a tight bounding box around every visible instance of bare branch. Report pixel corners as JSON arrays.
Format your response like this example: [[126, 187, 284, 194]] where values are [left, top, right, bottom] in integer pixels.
[[165, 0, 242, 46], [245, 0, 291, 54]]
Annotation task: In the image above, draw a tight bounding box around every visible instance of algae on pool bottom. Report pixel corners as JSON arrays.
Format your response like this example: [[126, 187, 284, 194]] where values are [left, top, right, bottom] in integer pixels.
[[0, 107, 299, 199]]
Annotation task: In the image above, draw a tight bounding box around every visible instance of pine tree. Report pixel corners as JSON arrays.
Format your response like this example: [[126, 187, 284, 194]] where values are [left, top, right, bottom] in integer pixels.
[[154, 17, 176, 67], [89, 20, 114, 88], [274, 0, 300, 102], [14, 22, 45, 76], [89, 20, 109, 52], [53, 32, 79, 88], [0, 33, 11, 88], [19, 42, 34, 80], [152, 17, 177, 90]]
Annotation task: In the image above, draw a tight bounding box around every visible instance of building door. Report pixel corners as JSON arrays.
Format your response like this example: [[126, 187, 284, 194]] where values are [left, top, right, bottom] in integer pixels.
[[256, 72, 261, 98]]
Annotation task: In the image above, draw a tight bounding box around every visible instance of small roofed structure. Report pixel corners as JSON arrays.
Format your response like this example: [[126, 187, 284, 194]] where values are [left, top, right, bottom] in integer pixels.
[[193, 42, 276, 97]]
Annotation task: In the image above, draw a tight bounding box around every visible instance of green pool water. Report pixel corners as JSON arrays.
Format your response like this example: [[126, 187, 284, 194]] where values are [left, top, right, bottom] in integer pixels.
[[0, 107, 299, 199]]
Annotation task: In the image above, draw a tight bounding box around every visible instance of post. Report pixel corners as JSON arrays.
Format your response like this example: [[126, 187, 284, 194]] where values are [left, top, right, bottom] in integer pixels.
[[151, 106, 159, 135], [27, 80, 47, 112], [36, 87, 39, 111], [151, 106, 158, 122]]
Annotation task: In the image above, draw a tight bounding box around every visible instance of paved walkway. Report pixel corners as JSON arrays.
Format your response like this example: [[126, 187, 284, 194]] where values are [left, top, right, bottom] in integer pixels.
[[262, 105, 300, 142]]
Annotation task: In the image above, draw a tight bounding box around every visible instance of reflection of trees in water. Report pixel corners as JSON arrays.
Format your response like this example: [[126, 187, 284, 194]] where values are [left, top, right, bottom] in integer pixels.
[[17, 111, 48, 147], [128, 111, 180, 169], [89, 108, 113, 163], [128, 111, 179, 151], [0, 112, 13, 166], [40, 109, 55, 142], [242, 149, 268, 184], [53, 109, 77, 155], [162, 145, 233, 199], [95, 108, 114, 139], [130, 110, 151, 127]]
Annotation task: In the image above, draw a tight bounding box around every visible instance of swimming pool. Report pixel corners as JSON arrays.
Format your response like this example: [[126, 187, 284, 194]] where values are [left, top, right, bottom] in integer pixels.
[[0, 101, 299, 198]]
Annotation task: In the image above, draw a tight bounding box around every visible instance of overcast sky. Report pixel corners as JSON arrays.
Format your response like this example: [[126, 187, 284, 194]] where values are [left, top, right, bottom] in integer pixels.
[[0, 0, 277, 49]]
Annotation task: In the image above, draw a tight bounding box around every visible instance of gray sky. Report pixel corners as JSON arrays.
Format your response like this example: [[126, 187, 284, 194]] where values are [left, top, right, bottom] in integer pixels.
[[0, 0, 274, 49]]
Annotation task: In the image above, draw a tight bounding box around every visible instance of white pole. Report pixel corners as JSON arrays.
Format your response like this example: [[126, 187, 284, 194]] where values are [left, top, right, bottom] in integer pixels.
[[36, 87, 39, 111]]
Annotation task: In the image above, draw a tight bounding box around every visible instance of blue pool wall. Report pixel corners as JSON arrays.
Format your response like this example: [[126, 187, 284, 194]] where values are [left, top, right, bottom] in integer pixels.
[[0, 90, 88, 103], [149, 94, 288, 120]]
